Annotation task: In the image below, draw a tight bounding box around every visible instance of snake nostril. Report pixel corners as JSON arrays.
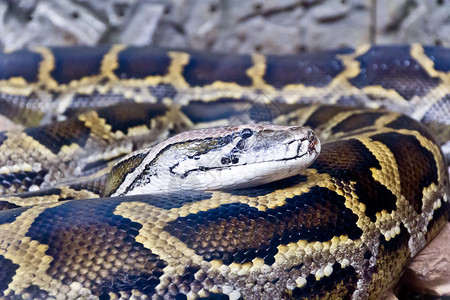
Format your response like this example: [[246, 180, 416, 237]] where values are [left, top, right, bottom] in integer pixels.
[[308, 140, 314, 152], [307, 130, 316, 142], [306, 131, 318, 153]]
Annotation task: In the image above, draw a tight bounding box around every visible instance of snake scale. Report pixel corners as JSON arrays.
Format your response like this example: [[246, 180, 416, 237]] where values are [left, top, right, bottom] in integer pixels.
[[0, 44, 448, 299]]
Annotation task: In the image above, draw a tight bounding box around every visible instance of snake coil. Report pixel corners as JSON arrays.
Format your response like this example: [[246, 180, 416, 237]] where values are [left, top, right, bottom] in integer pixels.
[[0, 44, 448, 299]]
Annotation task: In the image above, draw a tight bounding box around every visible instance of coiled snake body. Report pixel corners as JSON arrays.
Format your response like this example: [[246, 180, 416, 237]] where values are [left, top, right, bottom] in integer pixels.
[[0, 44, 448, 299]]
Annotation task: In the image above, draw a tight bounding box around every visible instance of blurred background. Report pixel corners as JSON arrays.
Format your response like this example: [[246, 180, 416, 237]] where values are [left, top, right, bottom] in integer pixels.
[[1, 0, 449, 52]]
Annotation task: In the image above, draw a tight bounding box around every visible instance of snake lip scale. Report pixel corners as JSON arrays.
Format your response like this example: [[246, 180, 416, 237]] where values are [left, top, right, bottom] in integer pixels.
[[0, 44, 448, 299]]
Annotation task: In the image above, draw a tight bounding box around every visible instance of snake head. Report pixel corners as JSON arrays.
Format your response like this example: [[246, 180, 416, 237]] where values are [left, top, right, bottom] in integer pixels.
[[105, 124, 320, 196]]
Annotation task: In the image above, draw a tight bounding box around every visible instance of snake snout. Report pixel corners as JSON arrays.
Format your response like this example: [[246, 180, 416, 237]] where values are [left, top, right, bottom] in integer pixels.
[[306, 129, 320, 155]]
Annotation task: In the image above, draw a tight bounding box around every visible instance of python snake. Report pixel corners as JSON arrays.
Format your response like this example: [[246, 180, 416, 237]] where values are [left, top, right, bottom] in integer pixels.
[[0, 44, 448, 299]]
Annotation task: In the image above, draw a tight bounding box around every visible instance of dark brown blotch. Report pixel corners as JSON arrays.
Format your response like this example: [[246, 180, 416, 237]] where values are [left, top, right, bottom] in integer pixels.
[[164, 186, 362, 266], [0, 201, 21, 211], [183, 52, 253, 87], [311, 139, 397, 221], [304, 106, 358, 129], [95, 103, 169, 134], [331, 112, 386, 134], [115, 47, 171, 79], [0, 255, 19, 296], [25, 118, 91, 154], [423, 46, 450, 72], [0, 206, 31, 222], [349, 45, 441, 100], [50, 46, 110, 84], [263, 49, 352, 89], [371, 132, 438, 213], [25, 197, 168, 297], [0, 49, 41, 82], [386, 115, 437, 143]]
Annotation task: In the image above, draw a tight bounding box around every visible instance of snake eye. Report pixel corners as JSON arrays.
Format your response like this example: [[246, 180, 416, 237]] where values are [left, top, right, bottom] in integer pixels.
[[240, 128, 253, 139]]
